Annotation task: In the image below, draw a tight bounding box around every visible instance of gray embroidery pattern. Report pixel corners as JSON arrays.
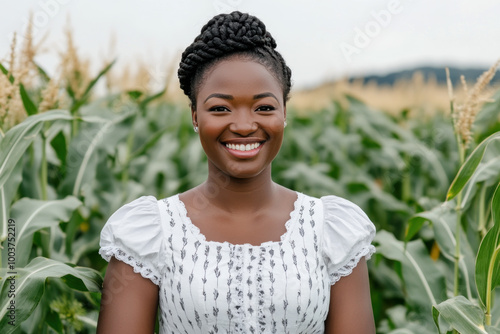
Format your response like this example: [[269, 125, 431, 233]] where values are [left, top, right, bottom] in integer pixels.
[[160, 193, 329, 333]]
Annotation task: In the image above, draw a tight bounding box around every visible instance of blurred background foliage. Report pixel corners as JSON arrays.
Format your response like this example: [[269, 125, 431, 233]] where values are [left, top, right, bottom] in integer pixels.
[[1, 19, 500, 333]]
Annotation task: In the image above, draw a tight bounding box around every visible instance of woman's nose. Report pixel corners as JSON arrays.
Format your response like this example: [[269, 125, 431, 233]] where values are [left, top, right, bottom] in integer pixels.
[[228, 110, 258, 135]]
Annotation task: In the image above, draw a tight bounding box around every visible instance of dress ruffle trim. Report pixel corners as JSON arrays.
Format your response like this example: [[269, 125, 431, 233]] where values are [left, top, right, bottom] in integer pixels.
[[99, 246, 161, 286], [329, 245, 376, 285], [175, 192, 303, 247]]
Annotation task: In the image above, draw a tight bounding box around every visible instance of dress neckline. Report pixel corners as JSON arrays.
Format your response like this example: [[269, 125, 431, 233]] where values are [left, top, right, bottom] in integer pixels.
[[174, 191, 303, 248]]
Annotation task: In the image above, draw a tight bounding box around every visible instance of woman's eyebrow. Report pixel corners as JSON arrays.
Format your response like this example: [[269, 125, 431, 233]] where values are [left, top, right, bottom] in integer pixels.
[[253, 92, 278, 102], [203, 92, 279, 103], [204, 93, 233, 103]]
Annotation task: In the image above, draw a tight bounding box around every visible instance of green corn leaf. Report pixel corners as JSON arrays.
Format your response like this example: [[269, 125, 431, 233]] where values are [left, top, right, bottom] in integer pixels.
[[2, 196, 81, 268], [279, 162, 343, 197], [34, 62, 51, 83], [70, 230, 101, 264], [374, 231, 447, 315], [447, 131, 500, 200], [461, 156, 500, 209], [405, 215, 428, 242], [70, 60, 116, 112], [0, 62, 8, 75], [0, 63, 14, 83], [383, 304, 437, 333], [129, 126, 168, 160], [0, 160, 22, 244], [49, 125, 68, 167], [0, 110, 73, 191], [432, 296, 487, 334], [59, 111, 134, 197], [488, 326, 500, 334], [19, 83, 37, 116], [474, 90, 500, 134], [46, 306, 64, 333], [0, 257, 102, 334], [139, 88, 166, 110], [64, 210, 84, 259], [66, 83, 76, 101], [475, 183, 500, 308], [81, 60, 115, 101], [126, 90, 143, 100], [405, 203, 476, 299]]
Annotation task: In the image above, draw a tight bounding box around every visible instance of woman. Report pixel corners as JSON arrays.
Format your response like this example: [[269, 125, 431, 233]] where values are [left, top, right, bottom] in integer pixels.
[[97, 11, 376, 334]]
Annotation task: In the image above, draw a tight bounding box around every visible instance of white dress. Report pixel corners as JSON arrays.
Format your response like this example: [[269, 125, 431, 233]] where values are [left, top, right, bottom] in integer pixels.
[[99, 191, 376, 334]]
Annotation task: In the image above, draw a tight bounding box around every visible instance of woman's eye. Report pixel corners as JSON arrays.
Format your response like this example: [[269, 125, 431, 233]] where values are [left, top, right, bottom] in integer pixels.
[[209, 106, 230, 112], [256, 105, 275, 112]]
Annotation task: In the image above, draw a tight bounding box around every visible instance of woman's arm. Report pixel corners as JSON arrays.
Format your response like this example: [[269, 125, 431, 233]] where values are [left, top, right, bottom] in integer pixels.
[[324, 258, 375, 334], [97, 256, 159, 334]]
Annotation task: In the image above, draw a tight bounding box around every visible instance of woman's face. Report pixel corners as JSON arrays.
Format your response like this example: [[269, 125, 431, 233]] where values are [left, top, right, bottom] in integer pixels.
[[193, 58, 286, 179]]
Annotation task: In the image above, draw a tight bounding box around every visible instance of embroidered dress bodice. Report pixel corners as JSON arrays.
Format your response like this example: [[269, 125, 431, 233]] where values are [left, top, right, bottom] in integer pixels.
[[99, 192, 376, 334]]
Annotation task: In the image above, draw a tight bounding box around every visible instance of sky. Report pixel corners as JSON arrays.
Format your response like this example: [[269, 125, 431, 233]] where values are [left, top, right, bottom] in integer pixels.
[[2, 0, 500, 89]]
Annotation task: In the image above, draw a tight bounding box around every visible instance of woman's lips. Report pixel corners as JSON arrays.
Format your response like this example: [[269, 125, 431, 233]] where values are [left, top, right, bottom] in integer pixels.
[[222, 141, 264, 158]]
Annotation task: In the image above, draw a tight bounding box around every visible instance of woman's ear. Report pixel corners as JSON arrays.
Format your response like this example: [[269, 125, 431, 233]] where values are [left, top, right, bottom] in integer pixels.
[[284, 107, 287, 126], [191, 105, 198, 127]]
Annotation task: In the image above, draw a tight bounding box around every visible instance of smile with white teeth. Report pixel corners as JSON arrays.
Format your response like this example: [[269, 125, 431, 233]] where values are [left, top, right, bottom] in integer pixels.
[[225, 142, 262, 151]]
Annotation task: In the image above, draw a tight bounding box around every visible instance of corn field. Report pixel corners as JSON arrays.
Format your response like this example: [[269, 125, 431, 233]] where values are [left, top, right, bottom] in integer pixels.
[[1, 24, 500, 334]]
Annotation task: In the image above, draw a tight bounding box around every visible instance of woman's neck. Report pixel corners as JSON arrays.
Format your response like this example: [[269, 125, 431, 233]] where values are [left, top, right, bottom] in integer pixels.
[[199, 164, 279, 214]]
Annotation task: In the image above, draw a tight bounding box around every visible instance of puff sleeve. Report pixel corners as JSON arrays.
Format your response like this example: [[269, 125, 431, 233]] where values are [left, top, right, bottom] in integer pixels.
[[99, 196, 165, 285], [320, 195, 376, 285]]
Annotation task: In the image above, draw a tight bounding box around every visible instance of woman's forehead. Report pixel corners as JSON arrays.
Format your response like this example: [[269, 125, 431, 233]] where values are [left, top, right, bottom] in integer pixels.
[[197, 59, 283, 99]]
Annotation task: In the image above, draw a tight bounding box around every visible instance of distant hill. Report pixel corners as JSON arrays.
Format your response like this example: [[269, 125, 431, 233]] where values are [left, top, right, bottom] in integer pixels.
[[291, 65, 500, 113], [348, 66, 500, 86]]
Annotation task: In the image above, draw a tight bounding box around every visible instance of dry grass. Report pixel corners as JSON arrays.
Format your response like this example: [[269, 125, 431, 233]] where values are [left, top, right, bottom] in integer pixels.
[[59, 21, 91, 101], [1, 15, 183, 133], [0, 32, 27, 131], [39, 77, 60, 112], [7, 32, 17, 78], [1, 13, 49, 130], [17, 13, 38, 88], [290, 68, 500, 121], [116, 61, 152, 93], [451, 60, 500, 147], [290, 72, 455, 117]]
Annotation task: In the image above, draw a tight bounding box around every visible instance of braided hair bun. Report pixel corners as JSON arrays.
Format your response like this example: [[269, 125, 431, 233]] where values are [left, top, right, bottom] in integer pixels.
[[178, 11, 292, 106]]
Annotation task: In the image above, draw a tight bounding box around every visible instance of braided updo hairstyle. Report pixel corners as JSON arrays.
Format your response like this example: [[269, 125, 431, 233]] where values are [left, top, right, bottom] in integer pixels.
[[178, 11, 292, 108]]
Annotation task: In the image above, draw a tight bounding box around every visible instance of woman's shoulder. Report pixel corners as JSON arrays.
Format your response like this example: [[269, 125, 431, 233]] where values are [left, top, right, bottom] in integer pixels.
[[106, 195, 161, 226], [291, 190, 375, 233], [304, 193, 375, 284], [299, 192, 373, 225], [98, 194, 180, 285], [99, 193, 184, 252], [288, 191, 374, 236]]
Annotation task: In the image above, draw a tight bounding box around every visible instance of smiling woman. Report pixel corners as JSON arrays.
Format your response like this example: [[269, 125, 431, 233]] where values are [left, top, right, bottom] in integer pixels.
[[96, 11, 376, 334], [195, 59, 285, 179]]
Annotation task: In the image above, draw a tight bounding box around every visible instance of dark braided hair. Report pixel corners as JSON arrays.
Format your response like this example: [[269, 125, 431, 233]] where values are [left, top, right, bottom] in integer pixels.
[[178, 11, 292, 107]]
